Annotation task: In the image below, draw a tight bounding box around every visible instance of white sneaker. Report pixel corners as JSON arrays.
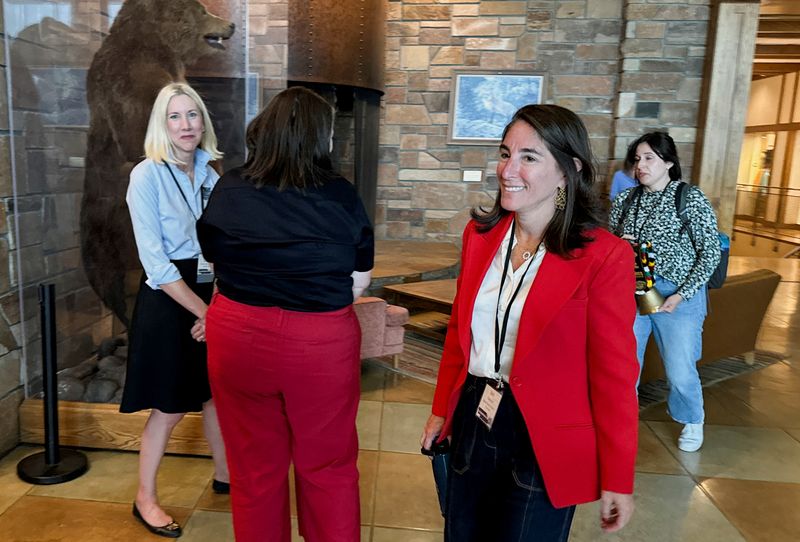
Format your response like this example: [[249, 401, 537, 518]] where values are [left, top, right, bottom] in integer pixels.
[[678, 423, 704, 452]]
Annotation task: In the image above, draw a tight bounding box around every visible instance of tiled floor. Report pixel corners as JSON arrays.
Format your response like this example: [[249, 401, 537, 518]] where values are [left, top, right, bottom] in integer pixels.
[[1, 258, 799, 541]]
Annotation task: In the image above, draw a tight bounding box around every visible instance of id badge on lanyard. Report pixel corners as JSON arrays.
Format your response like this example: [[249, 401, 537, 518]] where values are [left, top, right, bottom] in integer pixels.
[[477, 380, 503, 430], [196, 185, 214, 284]]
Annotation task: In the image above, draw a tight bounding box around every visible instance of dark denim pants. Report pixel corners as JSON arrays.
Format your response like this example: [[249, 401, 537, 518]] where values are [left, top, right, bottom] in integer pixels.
[[445, 375, 575, 542]]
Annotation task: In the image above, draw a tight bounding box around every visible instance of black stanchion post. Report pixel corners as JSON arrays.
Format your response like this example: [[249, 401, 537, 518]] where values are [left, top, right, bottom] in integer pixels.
[[17, 284, 88, 484], [42, 282, 59, 466]]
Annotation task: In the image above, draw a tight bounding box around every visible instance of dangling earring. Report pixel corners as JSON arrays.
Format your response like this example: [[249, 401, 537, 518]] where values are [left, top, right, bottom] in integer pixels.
[[555, 186, 567, 211]]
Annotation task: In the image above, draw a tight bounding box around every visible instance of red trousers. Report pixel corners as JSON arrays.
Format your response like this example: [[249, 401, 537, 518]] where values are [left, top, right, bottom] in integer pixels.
[[206, 294, 361, 542]]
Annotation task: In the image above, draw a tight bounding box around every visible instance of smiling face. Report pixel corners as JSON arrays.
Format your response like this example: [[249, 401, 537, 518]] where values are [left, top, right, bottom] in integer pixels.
[[497, 120, 566, 223], [634, 142, 673, 192], [166, 94, 204, 163]]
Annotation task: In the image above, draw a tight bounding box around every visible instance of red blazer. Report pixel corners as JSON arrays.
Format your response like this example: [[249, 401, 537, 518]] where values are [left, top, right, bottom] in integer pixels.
[[432, 213, 639, 508]]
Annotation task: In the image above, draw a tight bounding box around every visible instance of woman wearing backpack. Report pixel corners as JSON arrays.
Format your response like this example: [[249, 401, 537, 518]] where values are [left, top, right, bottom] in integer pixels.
[[609, 132, 720, 452]]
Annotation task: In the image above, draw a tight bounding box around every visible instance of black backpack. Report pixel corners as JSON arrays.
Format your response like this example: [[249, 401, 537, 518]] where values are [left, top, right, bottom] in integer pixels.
[[614, 182, 729, 289]]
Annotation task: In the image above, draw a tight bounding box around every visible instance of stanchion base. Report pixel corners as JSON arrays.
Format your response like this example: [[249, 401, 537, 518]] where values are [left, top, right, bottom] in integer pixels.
[[17, 449, 89, 485]]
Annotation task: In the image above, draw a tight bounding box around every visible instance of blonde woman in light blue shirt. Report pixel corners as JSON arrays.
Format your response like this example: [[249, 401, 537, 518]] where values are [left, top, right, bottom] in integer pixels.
[[120, 82, 229, 539]]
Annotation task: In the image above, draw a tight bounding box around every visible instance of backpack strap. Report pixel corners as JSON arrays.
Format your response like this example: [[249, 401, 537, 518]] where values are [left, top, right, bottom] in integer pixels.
[[613, 185, 643, 236], [675, 181, 697, 250]]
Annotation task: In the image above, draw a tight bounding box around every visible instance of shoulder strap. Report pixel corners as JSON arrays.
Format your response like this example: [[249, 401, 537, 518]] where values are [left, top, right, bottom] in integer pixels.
[[675, 181, 696, 248], [614, 185, 642, 236], [675, 181, 689, 218]]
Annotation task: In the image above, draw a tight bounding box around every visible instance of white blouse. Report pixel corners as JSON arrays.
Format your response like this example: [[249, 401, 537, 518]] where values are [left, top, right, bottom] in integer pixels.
[[468, 222, 546, 382]]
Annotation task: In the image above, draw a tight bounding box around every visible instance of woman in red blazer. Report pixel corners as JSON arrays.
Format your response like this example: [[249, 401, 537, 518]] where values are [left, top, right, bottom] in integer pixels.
[[421, 104, 639, 541]]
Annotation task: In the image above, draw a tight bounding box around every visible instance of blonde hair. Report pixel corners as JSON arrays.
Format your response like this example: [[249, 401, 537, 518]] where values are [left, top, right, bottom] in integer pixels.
[[143, 82, 223, 165]]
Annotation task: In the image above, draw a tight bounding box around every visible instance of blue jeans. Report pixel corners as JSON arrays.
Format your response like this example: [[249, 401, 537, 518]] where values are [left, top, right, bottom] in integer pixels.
[[445, 375, 575, 542], [634, 276, 707, 424]]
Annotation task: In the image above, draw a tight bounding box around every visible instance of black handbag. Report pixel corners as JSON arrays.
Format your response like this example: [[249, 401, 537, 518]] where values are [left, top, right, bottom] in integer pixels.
[[421, 439, 450, 517]]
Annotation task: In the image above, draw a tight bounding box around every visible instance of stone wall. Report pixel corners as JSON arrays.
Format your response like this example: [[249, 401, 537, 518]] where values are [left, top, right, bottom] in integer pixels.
[[376, 0, 712, 242], [613, 1, 710, 183]]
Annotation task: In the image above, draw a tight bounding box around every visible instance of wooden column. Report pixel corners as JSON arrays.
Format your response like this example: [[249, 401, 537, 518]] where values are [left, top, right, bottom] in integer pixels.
[[695, 1, 760, 234]]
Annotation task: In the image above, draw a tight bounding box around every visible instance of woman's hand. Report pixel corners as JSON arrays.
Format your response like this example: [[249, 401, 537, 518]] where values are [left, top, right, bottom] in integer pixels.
[[600, 490, 634, 532], [191, 318, 206, 342], [659, 293, 683, 313], [420, 414, 446, 451]]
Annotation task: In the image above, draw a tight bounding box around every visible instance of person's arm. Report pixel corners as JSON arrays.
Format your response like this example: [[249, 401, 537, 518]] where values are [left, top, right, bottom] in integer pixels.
[[351, 269, 372, 300], [127, 163, 208, 338], [127, 163, 184, 288], [159, 280, 208, 319], [675, 189, 722, 301], [586, 238, 639, 531], [350, 188, 375, 302], [421, 224, 471, 450]]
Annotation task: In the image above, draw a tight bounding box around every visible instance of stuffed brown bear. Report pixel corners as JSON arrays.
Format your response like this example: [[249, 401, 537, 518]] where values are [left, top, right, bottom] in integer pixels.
[[80, 0, 234, 326]]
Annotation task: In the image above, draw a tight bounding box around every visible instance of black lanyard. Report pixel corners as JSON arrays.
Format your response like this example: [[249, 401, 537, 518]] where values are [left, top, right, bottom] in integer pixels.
[[494, 219, 541, 381], [164, 162, 202, 221]]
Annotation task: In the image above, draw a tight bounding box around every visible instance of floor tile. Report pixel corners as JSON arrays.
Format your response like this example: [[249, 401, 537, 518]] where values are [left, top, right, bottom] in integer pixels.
[[700, 477, 800, 542], [27, 450, 213, 508], [380, 402, 430, 453], [358, 400, 383, 451], [701, 386, 768, 427], [635, 422, 686, 475], [569, 473, 745, 541], [361, 362, 387, 402], [182, 509, 234, 542], [372, 451, 444, 531], [716, 361, 800, 395], [722, 388, 800, 428], [194, 479, 231, 512], [372, 526, 443, 541], [0, 446, 35, 515], [786, 427, 800, 444], [288, 518, 368, 542], [648, 422, 800, 482], [703, 386, 765, 426], [358, 450, 379, 525], [382, 372, 435, 404], [638, 402, 672, 422], [0, 495, 192, 542]]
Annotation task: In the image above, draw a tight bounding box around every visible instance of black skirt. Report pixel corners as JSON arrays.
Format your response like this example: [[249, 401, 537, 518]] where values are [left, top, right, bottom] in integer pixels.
[[120, 259, 214, 414]]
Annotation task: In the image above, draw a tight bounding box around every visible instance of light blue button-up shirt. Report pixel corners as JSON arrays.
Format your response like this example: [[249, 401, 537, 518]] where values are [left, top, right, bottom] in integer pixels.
[[126, 149, 219, 289]]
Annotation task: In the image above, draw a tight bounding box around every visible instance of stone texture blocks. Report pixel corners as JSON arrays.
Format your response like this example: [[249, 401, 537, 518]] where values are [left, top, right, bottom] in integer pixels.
[[380, 0, 711, 241]]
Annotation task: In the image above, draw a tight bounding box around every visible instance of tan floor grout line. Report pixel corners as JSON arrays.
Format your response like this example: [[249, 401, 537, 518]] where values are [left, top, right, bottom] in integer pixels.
[[783, 427, 800, 445]]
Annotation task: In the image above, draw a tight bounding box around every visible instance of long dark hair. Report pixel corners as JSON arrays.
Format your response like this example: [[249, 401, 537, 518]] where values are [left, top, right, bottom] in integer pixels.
[[472, 104, 601, 257], [626, 131, 682, 182], [242, 86, 335, 189]]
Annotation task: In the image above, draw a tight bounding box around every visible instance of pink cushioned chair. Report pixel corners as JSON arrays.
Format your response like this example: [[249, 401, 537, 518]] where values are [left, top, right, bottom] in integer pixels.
[[353, 297, 409, 368]]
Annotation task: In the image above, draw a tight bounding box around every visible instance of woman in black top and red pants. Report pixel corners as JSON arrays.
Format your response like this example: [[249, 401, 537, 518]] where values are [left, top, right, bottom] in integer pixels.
[[197, 87, 374, 542]]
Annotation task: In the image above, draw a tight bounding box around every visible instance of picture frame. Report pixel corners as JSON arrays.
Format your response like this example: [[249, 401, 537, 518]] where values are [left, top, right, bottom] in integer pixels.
[[447, 71, 545, 145]]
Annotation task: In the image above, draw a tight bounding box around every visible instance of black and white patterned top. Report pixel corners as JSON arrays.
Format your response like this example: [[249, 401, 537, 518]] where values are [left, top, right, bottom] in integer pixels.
[[608, 180, 721, 301]]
